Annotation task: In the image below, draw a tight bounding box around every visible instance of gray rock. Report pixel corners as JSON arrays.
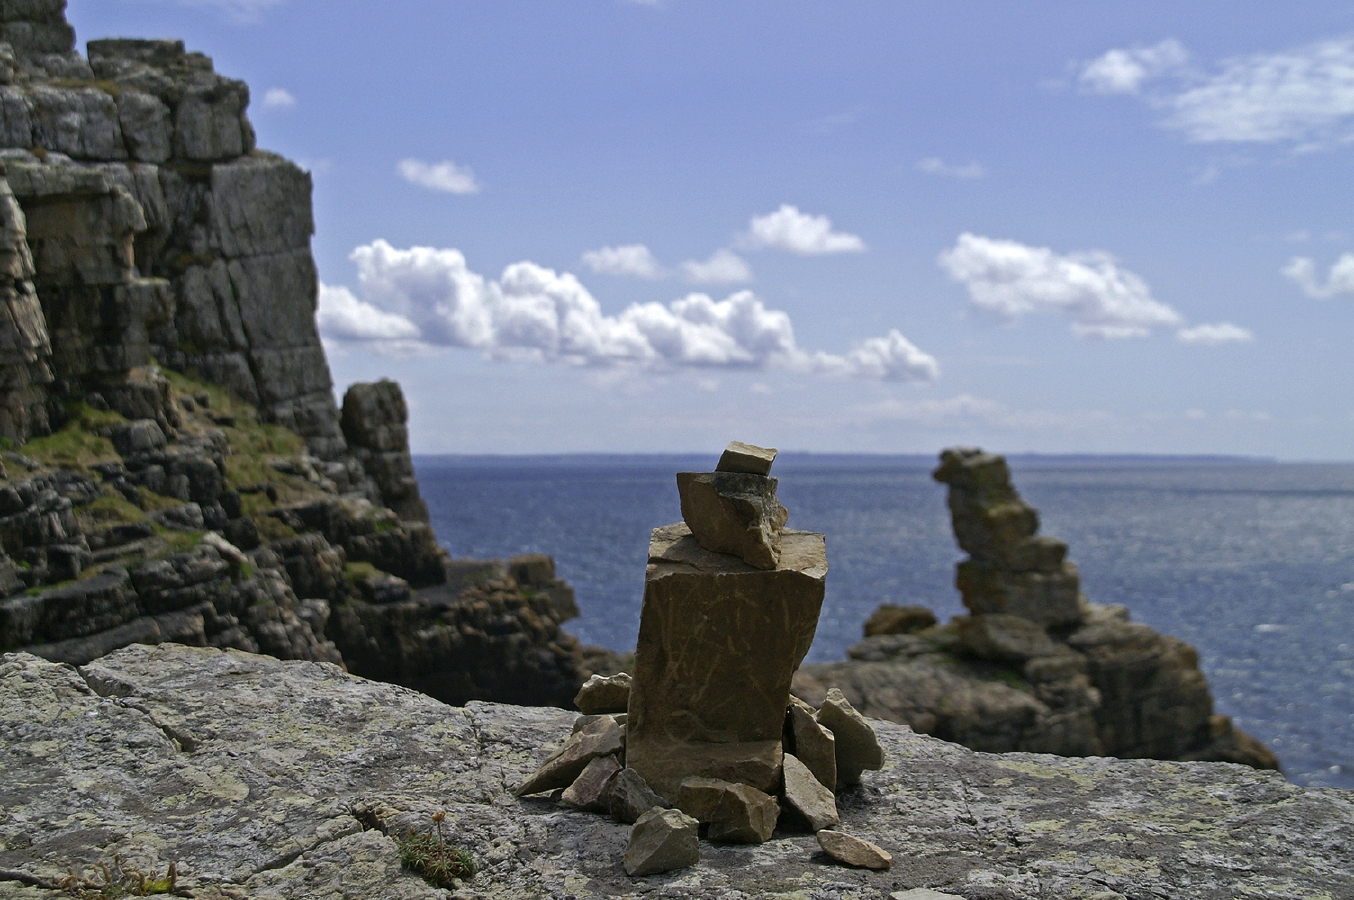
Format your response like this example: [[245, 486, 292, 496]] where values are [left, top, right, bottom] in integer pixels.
[[574, 671, 631, 714], [149, 502, 204, 532], [817, 688, 884, 787], [781, 752, 838, 832], [623, 807, 699, 877], [715, 439, 777, 475], [516, 715, 625, 796], [626, 521, 824, 798], [675, 470, 788, 569], [607, 766, 669, 824], [0, 645, 1349, 898], [107, 418, 166, 454], [817, 829, 892, 870], [561, 753, 621, 812], [956, 612, 1059, 662]]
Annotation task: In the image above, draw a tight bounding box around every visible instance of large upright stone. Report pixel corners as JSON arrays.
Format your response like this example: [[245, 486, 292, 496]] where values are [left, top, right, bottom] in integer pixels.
[[676, 471, 788, 569], [626, 522, 827, 799]]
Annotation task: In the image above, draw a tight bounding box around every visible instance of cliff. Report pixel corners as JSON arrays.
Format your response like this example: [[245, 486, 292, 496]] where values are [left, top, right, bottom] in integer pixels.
[[0, 2, 583, 708], [1, 644, 1349, 899]]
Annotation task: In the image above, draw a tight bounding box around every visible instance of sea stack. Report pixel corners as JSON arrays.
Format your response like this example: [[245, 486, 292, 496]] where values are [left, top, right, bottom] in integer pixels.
[[626, 442, 828, 799]]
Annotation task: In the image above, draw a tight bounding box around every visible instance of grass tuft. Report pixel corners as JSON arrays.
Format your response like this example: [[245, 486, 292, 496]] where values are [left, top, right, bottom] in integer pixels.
[[396, 812, 475, 888]]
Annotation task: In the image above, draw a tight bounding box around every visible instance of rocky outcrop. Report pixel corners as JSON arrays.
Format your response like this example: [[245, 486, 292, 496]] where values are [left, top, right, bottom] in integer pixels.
[[2, 644, 1349, 898], [797, 447, 1278, 771], [340, 379, 428, 522]]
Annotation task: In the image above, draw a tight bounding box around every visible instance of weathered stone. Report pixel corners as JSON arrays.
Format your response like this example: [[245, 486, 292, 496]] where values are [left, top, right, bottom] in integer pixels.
[[785, 695, 836, 791], [675, 470, 788, 569], [956, 613, 1059, 662], [560, 753, 621, 812], [715, 440, 776, 475], [781, 752, 838, 832], [607, 767, 669, 824], [573, 712, 626, 733], [0, 645, 1348, 898], [574, 671, 631, 714], [626, 521, 825, 798], [817, 829, 892, 870], [817, 688, 884, 787], [623, 807, 699, 877], [956, 558, 1083, 628], [675, 777, 778, 843], [863, 603, 938, 636], [509, 551, 579, 621], [515, 715, 624, 796]]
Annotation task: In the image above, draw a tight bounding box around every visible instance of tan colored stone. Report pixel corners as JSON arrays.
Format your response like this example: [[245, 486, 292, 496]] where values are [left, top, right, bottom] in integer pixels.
[[817, 688, 883, 787], [560, 753, 621, 812], [863, 604, 938, 637], [623, 807, 700, 877], [626, 522, 826, 799], [574, 672, 631, 715], [716, 440, 777, 476], [515, 716, 624, 796], [675, 471, 788, 569], [786, 696, 836, 791], [817, 829, 892, 869], [607, 767, 669, 824], [573, 712, 626, 733], [781, 752, 838, 832], [675, 777, 778, 844]]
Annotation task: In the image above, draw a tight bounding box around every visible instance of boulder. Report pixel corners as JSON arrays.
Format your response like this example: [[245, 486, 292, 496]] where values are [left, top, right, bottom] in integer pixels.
[[623, 807, 700, 877], [817, 688, 884, 787], [574, 671, 631, 715], [675, 777, 779, 844], [955, 613, 1059, 662], [561, 753, 622, 813], [780, 752, 838, 832], [715, 440, 777, 476], [785, 695, 836, 791], [626, 521, 825, 798], [675, 471, 788, 569], [863, 603, 938, 636], [607, 767, 669, 824], [817, 829, 892, 870], [515, 716, 624, 797]]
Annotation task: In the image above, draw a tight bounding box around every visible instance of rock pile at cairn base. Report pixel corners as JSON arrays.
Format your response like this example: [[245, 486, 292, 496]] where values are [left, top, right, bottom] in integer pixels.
[[3, 644, 1350, 899], [0, 3, 586, 708], [796, 446, 1278, 770]]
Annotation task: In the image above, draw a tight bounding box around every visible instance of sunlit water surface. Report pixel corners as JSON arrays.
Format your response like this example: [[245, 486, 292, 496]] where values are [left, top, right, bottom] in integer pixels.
[[416, 454, 1354, 790]]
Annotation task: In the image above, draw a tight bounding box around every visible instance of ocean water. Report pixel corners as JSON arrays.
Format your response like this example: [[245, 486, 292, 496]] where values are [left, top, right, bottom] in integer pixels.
[[415, 454, 1354, 791]]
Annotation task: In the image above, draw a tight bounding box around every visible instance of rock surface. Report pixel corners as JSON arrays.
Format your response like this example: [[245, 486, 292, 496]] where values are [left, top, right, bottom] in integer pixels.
[[626, 521, 826, 798], [675, 470, 788, 569], [2, 644, 1350, 899]]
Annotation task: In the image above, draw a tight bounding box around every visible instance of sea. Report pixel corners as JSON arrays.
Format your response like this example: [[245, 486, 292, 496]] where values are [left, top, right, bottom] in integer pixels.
[[414, 454, 1354, 792]]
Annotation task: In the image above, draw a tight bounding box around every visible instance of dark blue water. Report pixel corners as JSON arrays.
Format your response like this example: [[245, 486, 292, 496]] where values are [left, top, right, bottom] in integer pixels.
[[415, 454, 1354, 791]]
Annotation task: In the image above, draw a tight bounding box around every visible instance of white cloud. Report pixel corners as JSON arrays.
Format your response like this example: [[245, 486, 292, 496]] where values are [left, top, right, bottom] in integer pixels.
[[744, 204, 866, 255], [1283, 253, 1354, 297], [320, 239, 937, 382], [681, 248, 752, 284], [261, 87, 295, 110], [917, 157, 985, 179], [1176, 322, 1255, 345], [939, 233, 1182, 338], [396, 158, 480, 195], [581, 244, 665, 279], [1079, 39, 1188, 95]]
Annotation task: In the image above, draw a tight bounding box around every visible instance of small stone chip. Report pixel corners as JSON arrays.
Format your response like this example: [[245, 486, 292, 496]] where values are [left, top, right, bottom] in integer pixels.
[[817, 829, 892, 870], [573, 672, 632, 715], [560, 753, 621, 812], [676, 777, 778, 844], [781, 753, 838, 832], [786, 696, 836, 792], [716, 441, 777, 476], [607, 767, 669, 824], [817, 688, 884, 787], [515, 716, 624, 796], [623, 807, 699, 877]]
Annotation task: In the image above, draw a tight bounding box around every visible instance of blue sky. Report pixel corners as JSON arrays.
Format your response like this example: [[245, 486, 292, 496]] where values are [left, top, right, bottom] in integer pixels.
[[68, 1, 1354, 459]]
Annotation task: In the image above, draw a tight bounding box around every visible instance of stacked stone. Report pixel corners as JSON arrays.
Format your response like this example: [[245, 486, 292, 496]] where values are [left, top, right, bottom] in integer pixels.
[[516, 444, 889, 877], [932, 446, 1083, 629]]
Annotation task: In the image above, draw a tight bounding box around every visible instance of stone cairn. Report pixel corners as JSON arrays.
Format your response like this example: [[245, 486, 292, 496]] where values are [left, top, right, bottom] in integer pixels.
[[516, 442, 888, 876]]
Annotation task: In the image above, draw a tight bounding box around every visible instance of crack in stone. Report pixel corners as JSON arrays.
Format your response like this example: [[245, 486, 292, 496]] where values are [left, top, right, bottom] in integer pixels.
[[71, 665, 198, 753], [0, 867, 56, 888]]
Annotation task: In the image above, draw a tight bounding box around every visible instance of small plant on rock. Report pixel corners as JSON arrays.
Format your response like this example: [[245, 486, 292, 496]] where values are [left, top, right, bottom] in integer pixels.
[[396, 811, 475, 889], [56, 856, 178, 897]]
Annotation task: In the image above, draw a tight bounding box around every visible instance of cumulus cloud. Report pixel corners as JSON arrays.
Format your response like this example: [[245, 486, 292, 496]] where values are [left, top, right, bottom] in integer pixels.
[[1283, 253, 1354, 297], [1176, 322, 1255, 345], [682, 249, 752, 284], [581, 244, 665, 279], [917, 157, 985, 179], [397, 158, 480, 195], [319, 239, 937, 382], [261, 87, 295, 110], [939, 233, 1182, 338], [743, 204, 865, 255], [1079, 39, 1188, 94]]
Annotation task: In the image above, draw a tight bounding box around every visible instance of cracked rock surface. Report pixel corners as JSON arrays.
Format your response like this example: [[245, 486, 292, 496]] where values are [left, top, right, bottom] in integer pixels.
[[1, 643, 1351, 899]]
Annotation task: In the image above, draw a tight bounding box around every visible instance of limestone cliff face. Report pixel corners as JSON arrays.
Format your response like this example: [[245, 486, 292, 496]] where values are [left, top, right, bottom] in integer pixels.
[[1, 644, 1349, 899]]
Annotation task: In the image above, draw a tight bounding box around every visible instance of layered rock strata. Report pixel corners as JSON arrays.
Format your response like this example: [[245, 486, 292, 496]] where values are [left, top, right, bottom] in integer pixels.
[[2, 644, 1348, 899], [797, 446, 1278, 770]]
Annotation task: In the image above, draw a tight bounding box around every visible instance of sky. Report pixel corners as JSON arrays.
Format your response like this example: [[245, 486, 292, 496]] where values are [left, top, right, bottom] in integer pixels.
[[66, 1, 1354, 459]]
